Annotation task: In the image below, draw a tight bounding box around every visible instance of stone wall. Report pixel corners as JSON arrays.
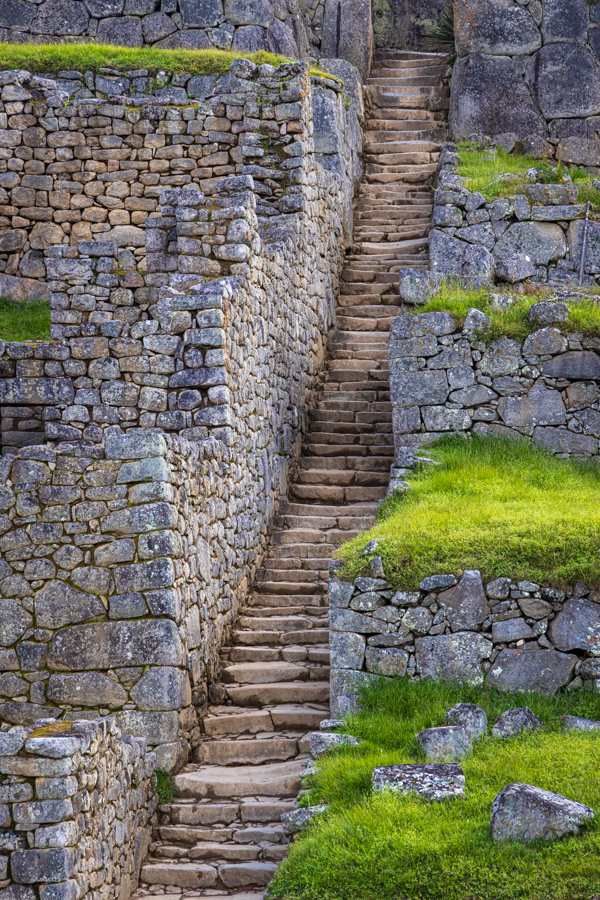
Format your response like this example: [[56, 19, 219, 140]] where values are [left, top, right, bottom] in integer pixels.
[[329, 451, 600, 716], [450, 0, 600, 160], [0, 714, 156, 900], [372, 0, 446, 51], [0, 57, 362, 769], [0, 0, 373, 79], [420, 143, 600, 288], [388, 309, 600, 459]]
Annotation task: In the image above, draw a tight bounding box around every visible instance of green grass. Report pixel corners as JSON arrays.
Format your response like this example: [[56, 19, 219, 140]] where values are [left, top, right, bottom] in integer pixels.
[[419, 280, 600, 342], [270, 677, 600, 900], [337, 435, 600, 590], [0, 42, 335, 80], [457, 146, 600, 209], [155, 767, 175, 804], [0, 299, 51, 342]]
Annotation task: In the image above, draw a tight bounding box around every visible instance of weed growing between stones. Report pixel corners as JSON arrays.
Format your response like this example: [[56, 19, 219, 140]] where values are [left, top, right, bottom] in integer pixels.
[[419, 281, 600, 342], [0, 298, 51, 342], [337, 435, 600, 590], [270, 678, 600, 900], [155, 768, 175, 804]]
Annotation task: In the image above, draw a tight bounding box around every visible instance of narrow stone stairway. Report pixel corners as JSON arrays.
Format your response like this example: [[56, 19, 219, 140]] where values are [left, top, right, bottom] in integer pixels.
[[136, 50, 447, 900]]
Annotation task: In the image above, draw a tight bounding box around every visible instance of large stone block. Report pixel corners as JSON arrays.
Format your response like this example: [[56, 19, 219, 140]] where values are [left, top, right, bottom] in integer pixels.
[[454, 0, 541, 56], [543, 350, 600, 380], [390, 370, 449, 408], [0, 601, 32, 647], [486, 649, 577, 695], [415, 632, 493, 684], [130, 667, 189, 710], [533, 427, 598, 457], [498, 387, 566, 432], [437, 569, 490, 632], [450, 54, 546, 141], [542, 0, 589, 43], [115, 709, 180, 745], [372, 762, 465, 801], [329, 668, 375, 718], [330, 631, 365, 669], [494, 222, 567, 268], [549, 598, 600, 655], [429, 229, 465, 276], [527, 44, 600, 119], [35, 582, 105, 630], [48, 619, 184, 669], [391, 312, 455, 339], [479, 338, 523, 377], [569, 220, 600, 275], [0, 379, 74, 406], [365, 647, 409, 677], [46, 673, 127, 708], [11, 848, 74, 884], [321, 0, 373, 80]]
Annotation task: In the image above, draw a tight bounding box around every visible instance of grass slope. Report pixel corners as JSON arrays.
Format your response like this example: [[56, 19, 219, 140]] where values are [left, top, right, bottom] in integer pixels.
[[338, 435, 600, 590], [457, 145, 600, 209], [0, 299, 51, 342], [0, 42, 334, 79], [420, 281, 600, 343], [270, 678, 600, 900]]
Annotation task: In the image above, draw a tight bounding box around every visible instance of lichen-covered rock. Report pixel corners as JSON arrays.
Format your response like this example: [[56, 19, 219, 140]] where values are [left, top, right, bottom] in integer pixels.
[[446, 703, 487, 741], [528, 302, 569, 327], [527, 44, 600, 120], [563, 715, 600, 732], [281, 805, 326, 834], [490, 783, 594, 842], [416, 725, 472, 761], [416, 632, 493, 684], [309, 732, 361, 758], [454, 0, 541, 56], [487, 650, 576, 695], [437, 570, 490, 632], [372, 762, 465, 801], [491, 707, 543, 738], [549, 598, 600, 656]]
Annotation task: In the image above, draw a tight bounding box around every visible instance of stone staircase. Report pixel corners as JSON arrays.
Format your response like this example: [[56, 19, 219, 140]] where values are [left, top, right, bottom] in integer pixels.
[[135, 50, 447, 900]]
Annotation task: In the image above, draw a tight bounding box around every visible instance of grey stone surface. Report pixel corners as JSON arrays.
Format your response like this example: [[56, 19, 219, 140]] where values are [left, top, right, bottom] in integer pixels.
[[543, 351, 600, 380], [330, 668, 375, 719], [309, 732, 361, 758], [330, 631, 366, 670], [417, 725, 472, 762], [528, 44, 600, 120], [446, 703, 487, 741], [490, 783, 594, 842], [321, 0, 372, 80], [372, 762, 465, 801], [549, 598, 600, 655], [487, 650, 576, 695], [35, 582, 105, 630], [491, 707, 543, 738], [498, 387, 566, 432], [416, 632, 493, 685], [528, 302, 569, 327], [281, 805, 326, 834], [390, 370, 449, 408], [46, 673, 127, 708], [563, 715, 600, 732], [494, 222, 567, 268], [48, 620, 184, 670], [437, 570, 490, 632], [365, 647, 409, 676], [455, 0, 541, 56]]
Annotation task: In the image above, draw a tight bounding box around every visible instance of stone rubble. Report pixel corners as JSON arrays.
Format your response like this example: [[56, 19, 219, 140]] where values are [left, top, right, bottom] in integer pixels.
[[416, 724, 472, 761], [372, 762, 465, 801], [491, 708, 543, 739], [490, 782, 595, 843]]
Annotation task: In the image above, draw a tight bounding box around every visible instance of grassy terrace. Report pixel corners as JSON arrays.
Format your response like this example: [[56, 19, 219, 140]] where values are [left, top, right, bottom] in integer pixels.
[[337, 436, 600, 590], [457, 145, 600, 209], [271, 678, 600, 900], [0, 300, 51, 342], [0, 42, 333, 79], [420, 281, 600, 342]]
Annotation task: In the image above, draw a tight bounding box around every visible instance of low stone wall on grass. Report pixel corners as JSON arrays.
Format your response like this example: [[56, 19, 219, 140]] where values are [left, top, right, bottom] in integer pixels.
[[330, 522, 600, 716], [0, 714, 156, 900], [388, 309, 600, 459]]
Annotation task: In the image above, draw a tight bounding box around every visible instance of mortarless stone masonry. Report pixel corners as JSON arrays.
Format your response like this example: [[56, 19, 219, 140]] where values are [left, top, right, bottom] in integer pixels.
[[0, 715, 156, 900], [0, 58, 363, 770]]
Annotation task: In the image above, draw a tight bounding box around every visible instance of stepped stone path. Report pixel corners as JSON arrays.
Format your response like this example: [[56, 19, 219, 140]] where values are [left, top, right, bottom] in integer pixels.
[[135, 50, 447, 900]]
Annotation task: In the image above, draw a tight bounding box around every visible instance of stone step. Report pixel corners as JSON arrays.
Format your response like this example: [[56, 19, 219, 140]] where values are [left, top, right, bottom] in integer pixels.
[[174, 759, 307, 799], [220, 661, 311, 684], [225, 681, 329, 707], [196, 738, 299, 766], [140, 860, 278, 889], [232, 628, 330, 647]]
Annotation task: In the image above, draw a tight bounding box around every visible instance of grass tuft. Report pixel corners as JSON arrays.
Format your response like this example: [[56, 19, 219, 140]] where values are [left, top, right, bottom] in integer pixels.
[[457, 146, 600, 209], [419, 280, 600, 342], [337, 434, 600, 590], [155, 767, 175, 804], [0, 299, 51, 342], [0, 42, 336, 81], [270, 678, 600, 900]]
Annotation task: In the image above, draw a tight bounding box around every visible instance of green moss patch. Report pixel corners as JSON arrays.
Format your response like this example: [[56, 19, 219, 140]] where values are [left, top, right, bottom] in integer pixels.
[[420, 281, 600, 343], [337, 435, 600, 590], [0, 299, 51, 343], [270, 677, 600, 900]]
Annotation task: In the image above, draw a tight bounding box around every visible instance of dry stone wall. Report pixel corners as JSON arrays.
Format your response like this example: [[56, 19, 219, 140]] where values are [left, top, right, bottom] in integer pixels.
[[450, 0, 600, 162], [0, 58, 362, 769], [0, 715, 156, 900], [388, 310, 600, 459]]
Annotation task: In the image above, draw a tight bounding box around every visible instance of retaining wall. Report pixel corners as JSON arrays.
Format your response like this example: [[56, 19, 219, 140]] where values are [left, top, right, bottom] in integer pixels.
[[329, 448, 600, 716], [450, 0, 600, 162], [0, 715, 156, 900], [0, 57, 362, 769]]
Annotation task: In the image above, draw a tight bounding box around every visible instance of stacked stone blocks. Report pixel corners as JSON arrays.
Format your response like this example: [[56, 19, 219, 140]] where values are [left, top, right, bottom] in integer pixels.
[[0, 715, 156, 900]]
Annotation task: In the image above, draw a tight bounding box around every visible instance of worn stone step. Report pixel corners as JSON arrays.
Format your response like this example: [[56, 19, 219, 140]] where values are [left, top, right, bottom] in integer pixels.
[[175, 759, 306, 799], [225, 681, 329, 707], [221, 661, 311, 684], [197, 738, 298, 766]]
